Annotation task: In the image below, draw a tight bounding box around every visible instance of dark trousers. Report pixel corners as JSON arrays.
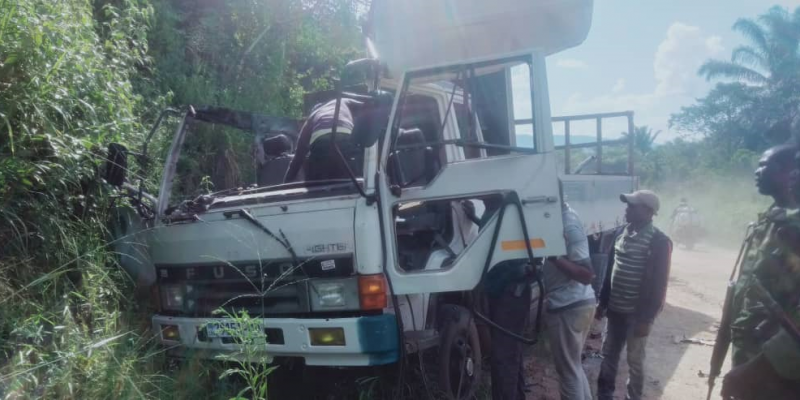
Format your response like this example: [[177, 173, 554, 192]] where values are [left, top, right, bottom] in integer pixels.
[[597, 310, 649, 400], [306, 135, 362, 181], [488, 283, 531, 400]]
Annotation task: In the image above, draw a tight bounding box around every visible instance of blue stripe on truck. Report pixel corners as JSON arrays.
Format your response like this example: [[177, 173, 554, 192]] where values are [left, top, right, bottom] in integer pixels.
[[357, 314, 399, 365]]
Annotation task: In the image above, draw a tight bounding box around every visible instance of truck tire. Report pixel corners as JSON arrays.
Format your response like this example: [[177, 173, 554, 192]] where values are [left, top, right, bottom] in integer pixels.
[[437, 305, 482, 400]]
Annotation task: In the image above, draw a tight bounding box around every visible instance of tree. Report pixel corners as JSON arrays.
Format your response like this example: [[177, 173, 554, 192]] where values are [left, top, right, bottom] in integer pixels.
[[699, 6, 800, 86], [669, 4, 800, 166], [669, 82, 777, 152], [623, 125, 662, 155], [698, 5, 800, 120]]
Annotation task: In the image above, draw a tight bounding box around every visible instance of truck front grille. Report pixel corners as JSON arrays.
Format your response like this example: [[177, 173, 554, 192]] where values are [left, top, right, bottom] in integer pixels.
[[189, 278, 312, 317], [156, 257, 353, 317]]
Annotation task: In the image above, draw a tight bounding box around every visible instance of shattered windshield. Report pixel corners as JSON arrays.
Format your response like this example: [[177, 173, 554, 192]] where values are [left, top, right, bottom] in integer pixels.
[[168, 120, 273, 208], [165, 107, 368, 215]]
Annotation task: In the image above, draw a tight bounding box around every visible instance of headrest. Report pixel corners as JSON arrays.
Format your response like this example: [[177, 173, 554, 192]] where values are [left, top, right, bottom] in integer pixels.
[[397, 128, 425, 145], [263, 134, 292, 156]]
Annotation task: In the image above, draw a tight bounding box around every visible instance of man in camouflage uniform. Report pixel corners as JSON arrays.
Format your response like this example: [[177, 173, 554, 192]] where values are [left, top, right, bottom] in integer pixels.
[[729, 144, 798, 366], [722, 202, 800, 399], [721, 127, 800, 399]]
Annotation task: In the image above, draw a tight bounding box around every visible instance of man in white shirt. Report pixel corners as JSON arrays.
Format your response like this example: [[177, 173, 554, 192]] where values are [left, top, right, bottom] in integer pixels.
[[543, 202, 596, 400]]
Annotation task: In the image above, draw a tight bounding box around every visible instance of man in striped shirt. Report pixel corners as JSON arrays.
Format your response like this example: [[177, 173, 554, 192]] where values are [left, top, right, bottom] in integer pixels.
[[284, 98, 363, 182], [596, 190, 672, 400]]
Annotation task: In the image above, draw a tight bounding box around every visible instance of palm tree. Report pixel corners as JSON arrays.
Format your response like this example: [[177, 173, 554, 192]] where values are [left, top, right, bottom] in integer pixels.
[[699, 6, 800, 87], [622, 126, 661, 154]]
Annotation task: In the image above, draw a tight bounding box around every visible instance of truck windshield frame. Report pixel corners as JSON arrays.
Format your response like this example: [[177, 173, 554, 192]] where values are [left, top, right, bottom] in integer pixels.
[[156, 106, 366, 219]]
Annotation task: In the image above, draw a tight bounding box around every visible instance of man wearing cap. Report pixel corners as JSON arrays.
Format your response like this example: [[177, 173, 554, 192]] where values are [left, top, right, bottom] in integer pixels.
[[596, 190, 672, 400]]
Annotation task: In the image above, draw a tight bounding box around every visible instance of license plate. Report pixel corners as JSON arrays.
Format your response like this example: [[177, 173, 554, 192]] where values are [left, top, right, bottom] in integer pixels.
[[205, 321, 263, 339]]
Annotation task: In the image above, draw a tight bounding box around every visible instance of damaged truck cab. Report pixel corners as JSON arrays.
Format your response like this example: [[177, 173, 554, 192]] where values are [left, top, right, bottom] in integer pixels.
[[106, 0, 638, 398]]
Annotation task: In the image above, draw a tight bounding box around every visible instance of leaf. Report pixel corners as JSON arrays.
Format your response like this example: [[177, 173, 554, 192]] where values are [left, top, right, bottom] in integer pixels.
[[1, 113, 13, 155]]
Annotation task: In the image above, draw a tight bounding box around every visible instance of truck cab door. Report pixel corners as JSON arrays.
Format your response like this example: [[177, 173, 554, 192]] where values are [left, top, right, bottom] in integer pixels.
[[104, 142, 159, 289], [376, 53, 566, 295], [109, 201, 156, 288]]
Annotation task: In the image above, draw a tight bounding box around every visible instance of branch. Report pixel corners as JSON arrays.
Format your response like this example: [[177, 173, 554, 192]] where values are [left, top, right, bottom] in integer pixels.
[[733, 18, 769, 54], [731, 46, 768, 71], [698, 60, 768, 85]]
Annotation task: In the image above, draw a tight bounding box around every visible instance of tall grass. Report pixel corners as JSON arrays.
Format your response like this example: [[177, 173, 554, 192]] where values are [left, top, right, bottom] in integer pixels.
[[0, 0, 180, 398], [0, 1, 372, 398]]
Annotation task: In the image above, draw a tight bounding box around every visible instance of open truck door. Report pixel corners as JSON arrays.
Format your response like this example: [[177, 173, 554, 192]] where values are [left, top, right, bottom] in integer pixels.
[[374, 54, 567, 295], [367, 0, 594, 295], [104, 109, 181, 290]]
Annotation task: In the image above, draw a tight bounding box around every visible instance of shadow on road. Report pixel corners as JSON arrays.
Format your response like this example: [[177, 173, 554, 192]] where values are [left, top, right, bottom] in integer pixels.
[[579, 302, 717, 400]]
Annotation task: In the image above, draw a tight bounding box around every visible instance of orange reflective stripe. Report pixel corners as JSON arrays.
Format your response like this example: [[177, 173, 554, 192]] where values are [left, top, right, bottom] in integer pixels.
[[500, 239, 546, 251]]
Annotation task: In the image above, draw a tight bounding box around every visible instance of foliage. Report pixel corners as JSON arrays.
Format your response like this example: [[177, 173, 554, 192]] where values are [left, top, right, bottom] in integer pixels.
[[211, 311, 276, 400], [699, 6, 800, 88], [145, 0, 362, 115], [143, 0, 364, 204], [658, 5, 800, 245], [673, 5, 800, 153], [0, 0, 363, 398], [622, 125, 661, 155], [0, 0, 168, 398]]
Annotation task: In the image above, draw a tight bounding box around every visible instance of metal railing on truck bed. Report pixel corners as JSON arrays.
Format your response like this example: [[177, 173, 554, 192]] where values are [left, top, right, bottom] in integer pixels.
[[518, 111, 638, 236], [552, 111, 635, 176], [516, 110, 635, 176]]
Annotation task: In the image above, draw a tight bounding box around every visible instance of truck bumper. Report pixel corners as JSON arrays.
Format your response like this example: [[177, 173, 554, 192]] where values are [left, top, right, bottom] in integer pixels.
[[152, 314, 399, 366]]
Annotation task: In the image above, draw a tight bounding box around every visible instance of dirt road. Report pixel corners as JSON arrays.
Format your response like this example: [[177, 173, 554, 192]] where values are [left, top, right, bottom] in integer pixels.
[[526, 243, 738, 400]]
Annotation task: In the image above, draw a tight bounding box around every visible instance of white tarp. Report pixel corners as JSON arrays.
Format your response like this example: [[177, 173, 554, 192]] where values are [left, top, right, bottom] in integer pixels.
[[369, 0, 594, 74]]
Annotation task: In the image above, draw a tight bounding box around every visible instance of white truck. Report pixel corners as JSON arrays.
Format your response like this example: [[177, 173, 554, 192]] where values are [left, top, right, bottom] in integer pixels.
[[106, 0, 637, 398]]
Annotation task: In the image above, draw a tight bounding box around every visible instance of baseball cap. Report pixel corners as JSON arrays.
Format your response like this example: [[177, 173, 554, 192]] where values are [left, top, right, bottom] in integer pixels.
[[620, 190, 660, 214]]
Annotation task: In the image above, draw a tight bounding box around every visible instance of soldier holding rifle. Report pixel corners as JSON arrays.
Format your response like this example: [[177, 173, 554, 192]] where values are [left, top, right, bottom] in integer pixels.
[[706, 121, 800, 399]]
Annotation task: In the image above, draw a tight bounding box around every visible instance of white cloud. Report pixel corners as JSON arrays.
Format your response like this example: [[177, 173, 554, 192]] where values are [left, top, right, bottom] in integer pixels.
[[654, 22, 724, 96], [558, 22, 725, 141], [556, 58, 588, 69]]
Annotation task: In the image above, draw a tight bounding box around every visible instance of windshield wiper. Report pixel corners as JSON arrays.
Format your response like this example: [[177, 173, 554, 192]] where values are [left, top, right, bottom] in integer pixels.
[[222, 209, 298, 263]]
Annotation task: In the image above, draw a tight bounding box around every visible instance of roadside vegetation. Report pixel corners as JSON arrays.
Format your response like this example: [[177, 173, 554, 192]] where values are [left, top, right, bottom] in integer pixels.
[[0, 1, 798, 399], [648, 5, 800, 244]]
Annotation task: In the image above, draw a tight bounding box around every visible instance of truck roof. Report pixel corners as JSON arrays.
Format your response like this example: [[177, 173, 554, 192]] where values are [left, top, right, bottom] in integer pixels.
[[369, 0, 594, 75]]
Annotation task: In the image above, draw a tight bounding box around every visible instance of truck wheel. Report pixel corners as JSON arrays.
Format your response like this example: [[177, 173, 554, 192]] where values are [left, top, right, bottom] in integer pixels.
[[438, 305, 482, 400]]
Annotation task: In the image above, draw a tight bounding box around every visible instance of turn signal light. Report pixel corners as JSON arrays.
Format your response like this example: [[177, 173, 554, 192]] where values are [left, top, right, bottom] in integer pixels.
[[161, 324, 181, 341], [309, 328, 346, 346], [358, 274, 387, 310]]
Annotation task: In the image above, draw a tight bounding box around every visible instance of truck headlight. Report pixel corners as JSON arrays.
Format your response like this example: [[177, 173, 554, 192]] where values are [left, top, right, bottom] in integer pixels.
[[316, 283, 346, 307], [309, 278, 359, 311], [160, 284, 184, 311]]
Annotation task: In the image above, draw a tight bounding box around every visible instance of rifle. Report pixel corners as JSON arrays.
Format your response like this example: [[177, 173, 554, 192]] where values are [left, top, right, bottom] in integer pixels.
[[706, 223, 756, 400], [750, 278, 800, 345]]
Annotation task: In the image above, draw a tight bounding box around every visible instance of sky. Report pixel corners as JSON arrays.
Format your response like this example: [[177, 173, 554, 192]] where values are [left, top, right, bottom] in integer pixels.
[[540, 0, 800, 142]]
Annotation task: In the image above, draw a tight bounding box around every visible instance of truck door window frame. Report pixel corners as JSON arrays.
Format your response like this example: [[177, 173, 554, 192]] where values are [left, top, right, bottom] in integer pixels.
[[384, 54, 539, 180]]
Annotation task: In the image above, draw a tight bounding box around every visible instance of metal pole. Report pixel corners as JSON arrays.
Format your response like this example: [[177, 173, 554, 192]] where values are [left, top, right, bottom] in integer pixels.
[[596, 117, 602, 174], [565, 120, 571, 174], [627, 112, 635, 176], [528, 59, 537, 152]]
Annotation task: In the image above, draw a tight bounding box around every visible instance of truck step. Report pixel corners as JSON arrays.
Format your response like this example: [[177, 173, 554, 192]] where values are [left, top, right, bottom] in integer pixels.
[[403, 329, 440, 354]]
